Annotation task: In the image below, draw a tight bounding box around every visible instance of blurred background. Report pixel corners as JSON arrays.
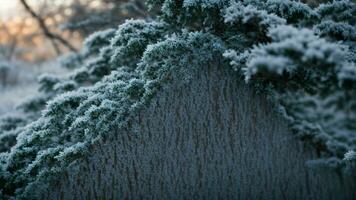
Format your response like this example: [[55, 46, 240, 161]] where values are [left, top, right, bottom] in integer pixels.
[[0, 0, 151, 62]]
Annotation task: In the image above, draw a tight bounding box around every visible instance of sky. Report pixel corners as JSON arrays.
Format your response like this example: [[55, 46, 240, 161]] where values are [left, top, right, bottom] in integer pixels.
[[0, 0, 79, 20], [0, 0, 19, 20], [0, 0, 44, 20]]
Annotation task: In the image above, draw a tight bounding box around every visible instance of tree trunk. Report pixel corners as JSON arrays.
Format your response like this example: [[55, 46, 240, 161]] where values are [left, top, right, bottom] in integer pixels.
[[40, 65, 355, 200]]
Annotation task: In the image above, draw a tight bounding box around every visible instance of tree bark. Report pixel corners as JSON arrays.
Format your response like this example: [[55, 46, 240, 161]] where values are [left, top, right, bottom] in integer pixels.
[[40, 65, 355, 200]]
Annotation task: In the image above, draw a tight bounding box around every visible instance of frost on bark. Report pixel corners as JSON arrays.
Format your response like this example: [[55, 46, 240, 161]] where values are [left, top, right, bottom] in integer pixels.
[[40, 64, 355, 200]]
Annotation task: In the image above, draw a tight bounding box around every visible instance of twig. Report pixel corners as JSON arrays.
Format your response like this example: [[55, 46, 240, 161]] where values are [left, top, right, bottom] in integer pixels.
[[19, 0, 77, 54]]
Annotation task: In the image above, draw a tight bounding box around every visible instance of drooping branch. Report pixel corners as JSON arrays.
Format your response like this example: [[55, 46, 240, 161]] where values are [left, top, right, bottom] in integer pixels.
[[19, 0, 77, 54]]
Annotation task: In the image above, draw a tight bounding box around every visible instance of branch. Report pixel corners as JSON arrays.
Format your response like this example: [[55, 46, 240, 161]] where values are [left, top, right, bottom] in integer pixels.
[[19, 0, 77, 54]]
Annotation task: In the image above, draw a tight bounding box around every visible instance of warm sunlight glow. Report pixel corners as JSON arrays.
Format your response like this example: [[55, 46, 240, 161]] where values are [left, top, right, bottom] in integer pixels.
[[0, 0, 18, 20]]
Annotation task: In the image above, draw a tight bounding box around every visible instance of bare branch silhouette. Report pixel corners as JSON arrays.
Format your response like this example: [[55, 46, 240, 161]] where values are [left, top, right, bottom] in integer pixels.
[[19, 0, 77, 54]]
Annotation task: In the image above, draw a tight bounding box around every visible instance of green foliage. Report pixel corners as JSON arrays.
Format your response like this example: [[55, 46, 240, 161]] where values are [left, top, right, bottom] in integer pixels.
[[315, 0, 356, 41], [224, 0, 356, 173], [0, 115, 27, 153], [1, 0, 356, 198], [60, 0, 154, 37], [110, 20, 168, 68], [227, 25, 356, 171]]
